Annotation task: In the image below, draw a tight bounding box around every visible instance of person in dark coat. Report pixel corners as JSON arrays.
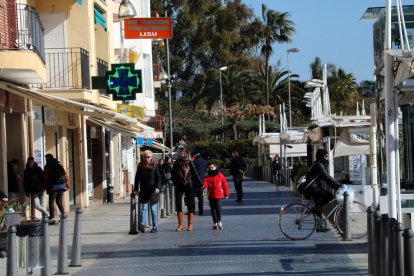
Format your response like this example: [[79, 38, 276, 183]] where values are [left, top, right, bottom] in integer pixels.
[[7, 158, 21, 199], [306, 149, 341, 213], [171, 148, 202, 231], [134, 150, 161, 233], [24, 157, 49, 219], [271, 155, 282, 190], [229, 149, 247, 202], [44, 154, 69, 224], [191, 150, 207, 215]]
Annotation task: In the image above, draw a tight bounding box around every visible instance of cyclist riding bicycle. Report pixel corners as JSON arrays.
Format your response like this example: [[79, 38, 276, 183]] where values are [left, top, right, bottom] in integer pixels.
[[305, 149, 341, 230]]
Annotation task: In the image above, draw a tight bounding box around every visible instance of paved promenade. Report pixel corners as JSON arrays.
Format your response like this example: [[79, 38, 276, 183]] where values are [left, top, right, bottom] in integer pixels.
[[0, 177, 368, 275]]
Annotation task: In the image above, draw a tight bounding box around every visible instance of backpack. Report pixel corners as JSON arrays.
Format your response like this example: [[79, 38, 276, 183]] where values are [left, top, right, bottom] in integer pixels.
[[53, 162, 66, 184]]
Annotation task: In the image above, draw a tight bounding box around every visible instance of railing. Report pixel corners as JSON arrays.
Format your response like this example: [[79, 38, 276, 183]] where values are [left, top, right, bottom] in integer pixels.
[[41, 48, 90, 89], [97, 57, 108, 95], [146, 115, 163, 132], [0, 2, 45, 62]]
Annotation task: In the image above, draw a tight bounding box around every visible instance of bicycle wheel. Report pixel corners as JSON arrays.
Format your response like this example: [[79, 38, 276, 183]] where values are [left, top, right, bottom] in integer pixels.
[[278, 203, 316, 240], [335, 201, 368, 239]]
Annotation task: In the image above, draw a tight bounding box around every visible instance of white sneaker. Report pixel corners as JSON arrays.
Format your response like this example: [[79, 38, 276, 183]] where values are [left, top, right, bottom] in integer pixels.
[[218, 221, 223, 229], [212, 223, 218, 230]]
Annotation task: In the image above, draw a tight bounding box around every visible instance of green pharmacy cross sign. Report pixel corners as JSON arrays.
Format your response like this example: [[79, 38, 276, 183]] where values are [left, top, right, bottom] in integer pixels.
[[104, 63, 142, 101]]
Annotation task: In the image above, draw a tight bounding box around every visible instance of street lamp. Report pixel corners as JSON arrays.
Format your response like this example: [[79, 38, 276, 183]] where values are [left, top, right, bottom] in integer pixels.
[[219, 66, 228, 125], [287, 47, 300, 129], [118, 0, 137, 19], [164, 0, 173, 152]]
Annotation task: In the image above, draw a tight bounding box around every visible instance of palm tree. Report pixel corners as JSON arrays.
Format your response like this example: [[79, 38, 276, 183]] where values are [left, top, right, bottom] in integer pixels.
[[255, 4, 295, 106]]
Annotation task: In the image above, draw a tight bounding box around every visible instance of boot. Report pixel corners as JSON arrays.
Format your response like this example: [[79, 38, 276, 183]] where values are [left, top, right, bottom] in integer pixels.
[[176, 212, 184, 231], [187, 212, 194, 231]]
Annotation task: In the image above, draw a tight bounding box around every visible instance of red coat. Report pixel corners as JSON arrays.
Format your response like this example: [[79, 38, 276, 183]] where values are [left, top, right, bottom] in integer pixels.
[[203, 172, 230, 199]]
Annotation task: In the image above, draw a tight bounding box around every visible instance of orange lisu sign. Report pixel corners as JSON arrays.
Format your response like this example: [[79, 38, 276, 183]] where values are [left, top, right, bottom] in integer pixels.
[[124, 17, 172, 39]]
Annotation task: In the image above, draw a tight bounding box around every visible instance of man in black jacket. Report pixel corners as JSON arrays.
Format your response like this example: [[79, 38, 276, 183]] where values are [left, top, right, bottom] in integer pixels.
[[191, 150, 207, 215], [229, 149, 247, 202], [24, 157, 49, 219]]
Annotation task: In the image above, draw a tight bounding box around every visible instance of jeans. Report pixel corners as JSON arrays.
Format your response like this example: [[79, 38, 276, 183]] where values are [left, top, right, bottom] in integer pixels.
[[273, 173, 281, 187], [209, 198, 222, 223], [140, 202, 158, 227], [32, 191, 49, 218], [49, 190, 65, 219]]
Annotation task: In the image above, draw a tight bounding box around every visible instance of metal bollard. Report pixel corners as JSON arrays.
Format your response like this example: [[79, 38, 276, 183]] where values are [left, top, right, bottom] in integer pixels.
[[41, 218, 51, 276], [69, 208, 83, 267], [129, 191, 138, 234], [172, 185, 176, 213], [6, 226, 17, 276], [367, 206, 375, 274], [388, 218, 397, 276], [342, 191, 352, 241], [160, 188, 166, 218], [373, 210, 382, 276], [394, 222, 404, 276], [380, 214, 389, 276], [57, 213, 69, 274], [403, 229, 414, 276], [165, 184, 171, 216]]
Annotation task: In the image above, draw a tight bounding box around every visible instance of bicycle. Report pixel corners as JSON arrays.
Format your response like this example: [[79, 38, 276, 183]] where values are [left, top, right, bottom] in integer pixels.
[[278, 196, 367, 240]]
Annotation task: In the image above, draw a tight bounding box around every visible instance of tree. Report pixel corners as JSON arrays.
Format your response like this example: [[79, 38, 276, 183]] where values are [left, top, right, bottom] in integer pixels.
[[252, 4, 295, 106]]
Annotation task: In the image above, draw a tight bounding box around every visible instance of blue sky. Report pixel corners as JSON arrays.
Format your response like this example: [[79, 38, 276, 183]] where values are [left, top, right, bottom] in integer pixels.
[[242, 0, 382, 83]]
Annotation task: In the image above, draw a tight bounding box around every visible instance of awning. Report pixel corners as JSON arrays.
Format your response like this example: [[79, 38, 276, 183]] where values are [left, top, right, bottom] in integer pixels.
[[149, 140, 171, 152], [269, 143, 307, 158], [334, 128, 370, 157], [0, 81, 137, 125], [87, 117, 142, 138]]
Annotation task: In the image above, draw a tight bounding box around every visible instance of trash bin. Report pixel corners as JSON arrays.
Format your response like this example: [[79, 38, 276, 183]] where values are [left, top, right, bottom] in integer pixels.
[[16, 221, 44, 270], [107, 186, 114, 203]]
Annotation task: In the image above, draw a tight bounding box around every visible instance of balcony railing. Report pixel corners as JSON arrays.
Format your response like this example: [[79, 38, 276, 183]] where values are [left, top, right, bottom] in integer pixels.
[[97, 57, 108, 95], [42, 48, 90, 89], [146, 115, 163, 132], [0, 2, 45, 62]]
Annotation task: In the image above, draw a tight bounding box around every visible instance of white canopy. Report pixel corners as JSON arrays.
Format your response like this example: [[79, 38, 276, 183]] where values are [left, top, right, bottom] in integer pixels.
[[334, 127, 370, 157]]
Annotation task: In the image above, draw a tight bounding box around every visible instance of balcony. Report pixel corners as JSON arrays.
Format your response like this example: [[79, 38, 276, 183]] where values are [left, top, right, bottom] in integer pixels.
[[0, 2, 47, 83], [97, 57, 108, 95], [146, 115, 163, 132], [42, 47, 90, 90]]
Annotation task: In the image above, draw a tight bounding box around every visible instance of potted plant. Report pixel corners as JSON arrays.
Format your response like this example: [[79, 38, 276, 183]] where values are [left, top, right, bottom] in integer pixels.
[[0, 198, 28, 252]]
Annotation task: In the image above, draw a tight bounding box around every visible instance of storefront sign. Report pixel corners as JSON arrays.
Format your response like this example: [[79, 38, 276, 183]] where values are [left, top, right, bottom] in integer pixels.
[[349, 127, 370, 144], [349, 155, 362, 181], [43, 107, 56, 126], [105, 63, 142, 101], [124, 17, 172, 39], [117, 104, 144, 120]]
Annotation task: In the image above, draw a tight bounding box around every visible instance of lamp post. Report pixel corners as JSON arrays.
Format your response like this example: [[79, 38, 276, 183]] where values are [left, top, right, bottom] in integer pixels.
[[118, 0, 137, 63], [165, 0, 173, 152], [219, 66, 228, 125], [287, 47, 300, 129]]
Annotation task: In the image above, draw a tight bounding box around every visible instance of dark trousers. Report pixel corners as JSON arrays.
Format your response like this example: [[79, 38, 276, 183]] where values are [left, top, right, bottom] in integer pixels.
[[209, 198, 222, 223], [307, 185, 333, 210], [175, 187, 195, 213], [233, 175, 243, 201], [49, 190, 65, 219], [195, 189, 204, 214]]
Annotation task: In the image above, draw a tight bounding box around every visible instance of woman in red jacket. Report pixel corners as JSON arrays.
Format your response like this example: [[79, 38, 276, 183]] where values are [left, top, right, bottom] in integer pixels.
[[203, 162, 230, 230]]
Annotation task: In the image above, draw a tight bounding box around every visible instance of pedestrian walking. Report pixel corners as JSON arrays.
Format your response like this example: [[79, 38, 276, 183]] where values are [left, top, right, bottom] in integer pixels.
[[24, 157, 49, 219], [134, 150, 161, 233], [203, 162, 230, 230], [162, 155, 173, 185], [7, 158, 21, 199], [229, 149, 247, 202], [171, 148, 202, 231], [191, 150, 207, 215], [44, 154, 70, 224], [271, 155, 282, 190]]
